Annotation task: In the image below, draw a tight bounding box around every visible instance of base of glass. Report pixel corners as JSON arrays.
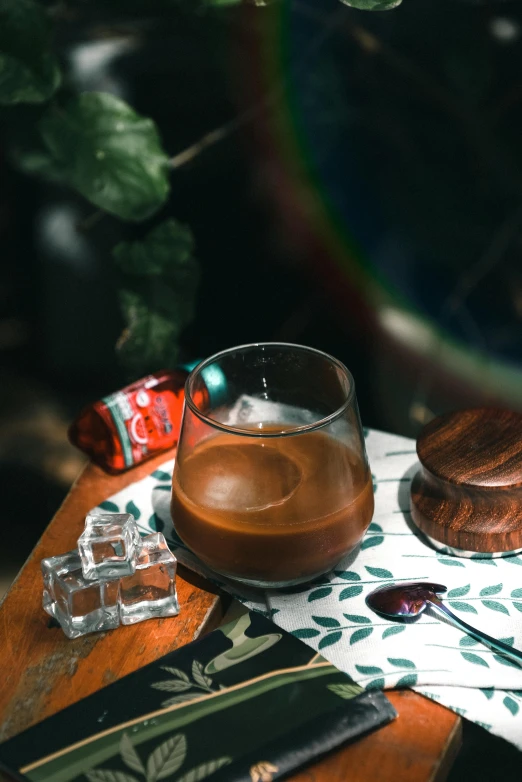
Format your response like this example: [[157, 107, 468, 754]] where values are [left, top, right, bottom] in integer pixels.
[[214, 569, 330, 590]]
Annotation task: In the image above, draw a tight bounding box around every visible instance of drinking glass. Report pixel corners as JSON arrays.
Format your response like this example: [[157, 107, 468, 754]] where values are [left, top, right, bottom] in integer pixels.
[[171, 343, 374, 588]]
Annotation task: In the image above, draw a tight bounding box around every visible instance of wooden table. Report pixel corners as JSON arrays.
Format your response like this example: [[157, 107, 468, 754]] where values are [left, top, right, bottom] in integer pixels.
[[0, 451, 462, 781]]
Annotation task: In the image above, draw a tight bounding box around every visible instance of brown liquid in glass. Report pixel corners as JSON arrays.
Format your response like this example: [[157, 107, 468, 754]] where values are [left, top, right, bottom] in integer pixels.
[[171, 425, 374, 585]]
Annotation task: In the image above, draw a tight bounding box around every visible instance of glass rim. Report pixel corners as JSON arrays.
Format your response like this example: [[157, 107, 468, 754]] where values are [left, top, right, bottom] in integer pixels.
[[184, 341, 356, 438]]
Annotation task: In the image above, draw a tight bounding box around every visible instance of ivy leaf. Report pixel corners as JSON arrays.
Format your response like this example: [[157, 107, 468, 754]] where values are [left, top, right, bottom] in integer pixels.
[[350, 628, 373, 645], [312, 615, 341, 628], [365, 566, 393, 579], [438, 558, 465, 567], [361, 535, 384, 550], [308, 587, 333, 602], [448, 601, 478, 614], [339, 586, 363, 600], [161, 667, 190, 682], [120, 734, 145, 775], [318, 631, 342, 650], [334, 571, 361, 581], [503, 696, 519, 716], [125, 500, 141, 520], [388, 657, 415, 669], [148, 513, 164, 533], [40, 92, 170, 221], [0, 0, 61, 105], [343, 613, 371, 624], [479, 584, 503, 597], [114, 220, 199, 374], [355, 664, 383, 675], [176, 758, 231, 782], [98, 501, 119, 512], [146, 734, 187, 782], [382, 625, 405, 639], [150, 680, 192, 693], [152, 470, 172, 482], [447, 584, 471, 598], [85, 772, 139, 782], [291, 628, 321, 639], [340, 0, 402, 9], [192, 660, 212, 689], [396, 674, 417, 688], [481, 600, 509, 615], [461, 652, 489, 667]]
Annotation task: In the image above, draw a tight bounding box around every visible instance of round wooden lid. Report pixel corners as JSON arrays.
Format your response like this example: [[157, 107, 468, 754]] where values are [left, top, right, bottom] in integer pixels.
[[411, 408, 522, 554], [416, 408, 522, 489]]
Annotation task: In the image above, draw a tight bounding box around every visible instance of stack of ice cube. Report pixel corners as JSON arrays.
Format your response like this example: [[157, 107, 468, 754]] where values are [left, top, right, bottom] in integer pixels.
[[41, 512, 179, 639]]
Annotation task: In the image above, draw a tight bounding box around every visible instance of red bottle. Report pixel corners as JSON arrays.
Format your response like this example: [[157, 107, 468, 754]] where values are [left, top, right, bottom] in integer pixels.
[[69, 368, 190, 474]]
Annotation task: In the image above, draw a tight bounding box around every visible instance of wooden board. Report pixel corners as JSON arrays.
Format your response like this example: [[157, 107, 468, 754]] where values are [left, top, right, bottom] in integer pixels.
[[0, 451, 462, 781]]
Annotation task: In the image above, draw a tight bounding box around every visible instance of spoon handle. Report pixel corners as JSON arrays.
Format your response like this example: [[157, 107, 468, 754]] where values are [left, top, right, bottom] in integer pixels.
[[428, 596, 522, 666]]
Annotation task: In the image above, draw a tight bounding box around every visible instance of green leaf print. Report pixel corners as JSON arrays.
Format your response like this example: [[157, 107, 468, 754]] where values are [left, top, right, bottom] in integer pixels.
[[461, 652, 489, 667], [161, 667, 190, 682], [505, 556, 522, 566], [327, 683, 363, 699], [481, 600, 509, 615], [500, 637, 515, 646], [152, 470, 172, 481], [151, 680, 192, 693], [120, 734, 145, 775], [459, 636, 479, 647], [479, 584, 503, 597], [396, 674, 417, 688], [388, 657, 415, 669], [343, 614, 371, 624], [365, 677, 385, 690], [361, 536, 384, 550], [148, 513, 164, 533], [176, 758, 231, 782], [318, 631, 342, 650], [382, 625, 406, 639], [146, 733, 187, 781], [355, 664, 383, 675], [98, 501, 119, 512], [469, 555, 497, 566], [479, 687, 494, 700], [447, 585, 471, 598], [339, 586, 364, 600], [292, 628, 321, 639], [125, 500, 141, 520], [448, 601, 478, 614], [511, 588, 522, 598], [312, 615, 341, 628], [308, 587, 333, 602], [503, 696, 519, 716], [368, 523, 382, 532], [86, 771, 138, 782], [350, 628, 373, 645], [493, 654, 522, 668], [513, 602, 522, 613], [438, 559, 465, 567], [365, 566, 393, 579], [334, 571, 361, 581]]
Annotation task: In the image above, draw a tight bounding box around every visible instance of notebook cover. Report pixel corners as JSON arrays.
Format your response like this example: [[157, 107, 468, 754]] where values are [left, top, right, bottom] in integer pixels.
[[0, 611, 396, 782]]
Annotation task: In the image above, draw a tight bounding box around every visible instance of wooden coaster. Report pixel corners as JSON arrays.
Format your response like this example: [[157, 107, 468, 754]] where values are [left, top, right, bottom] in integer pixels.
[[410, 408, 522, 556]]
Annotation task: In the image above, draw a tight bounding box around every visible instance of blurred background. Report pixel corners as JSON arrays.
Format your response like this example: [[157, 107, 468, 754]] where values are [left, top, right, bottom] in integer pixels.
[[2, 0, 522, 773]]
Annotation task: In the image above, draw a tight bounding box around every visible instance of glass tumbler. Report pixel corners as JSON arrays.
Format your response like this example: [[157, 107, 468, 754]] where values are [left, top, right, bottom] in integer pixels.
[[170, 343, 374, 588]]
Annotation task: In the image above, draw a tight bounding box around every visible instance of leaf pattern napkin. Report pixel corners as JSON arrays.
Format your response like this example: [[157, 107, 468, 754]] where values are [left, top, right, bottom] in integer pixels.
[[92, 428, 522, 751]]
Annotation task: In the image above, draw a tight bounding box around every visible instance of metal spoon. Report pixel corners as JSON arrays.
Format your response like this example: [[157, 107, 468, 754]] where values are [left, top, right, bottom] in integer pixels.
[[366, 581, 522, 667]]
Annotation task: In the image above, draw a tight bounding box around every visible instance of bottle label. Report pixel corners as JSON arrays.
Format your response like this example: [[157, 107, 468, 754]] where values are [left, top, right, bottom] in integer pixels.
[[102, 384, 181, 467]]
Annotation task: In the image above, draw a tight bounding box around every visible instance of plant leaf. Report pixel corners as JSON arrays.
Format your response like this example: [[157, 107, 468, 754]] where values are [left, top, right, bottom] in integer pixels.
[[99, 501, 119, 512], [396, 674, 417, 687], [40, 92, 170, 221], [152, 470, 172, 482], [368, 522, 382, 532], [308, 587, 333, 602], [146, 734, 187, 782], [503, 696, 519, 716], [355, 664, 383, 675], [350, 627, 373, 645], [160, 693, 203, 707], [480, 687, 494, 700], [0, 0, 61, 105], [161, 667, 190, 682], [387, 657, 415, 669], [176, 758, 231, 782], [312, 615, 341, 628], [339, 586, 363, 600], [125, 500, 141, 520], [192, 660, 212, 689], [150, 680, 192, 693], [148, 513, 164, 533], [291, 628, 321, 639], [343, 613, 371, 624], [327, 683, 363, 699], [120, 734, 145, 775], [481, 600, 509, 615], [333, 571, 360, 581], [513, 602, 522, 613], [447, 584, 471, 598], [461, 652, 489, 667], [493, 654, 522, 669], [361, 535, 384, 550], [382, 625, 405, 639], [318, 631, 342, 649], [85, 772, 139, 782], [438, 558, 465, 567], [459, 636, 479, 647], [365, 677, 385, 690], [365, 566, 393, 579], [448, 601, 477, 614], [479, 584, 503, 597]]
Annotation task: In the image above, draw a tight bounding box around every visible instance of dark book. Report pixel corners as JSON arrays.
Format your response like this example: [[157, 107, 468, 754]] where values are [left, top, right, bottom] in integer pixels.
[[0, 611, 396, 782]]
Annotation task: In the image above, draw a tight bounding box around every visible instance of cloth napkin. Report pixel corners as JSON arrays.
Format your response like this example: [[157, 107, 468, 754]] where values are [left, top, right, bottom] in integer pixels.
[[92, 428, 522, 750]]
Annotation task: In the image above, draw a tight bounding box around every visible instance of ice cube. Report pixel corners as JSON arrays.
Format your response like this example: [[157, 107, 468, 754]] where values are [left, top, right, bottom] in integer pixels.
[[78, 513, 141, 580], [41, 550, 120, 639], [119, 533, 179, 625]]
